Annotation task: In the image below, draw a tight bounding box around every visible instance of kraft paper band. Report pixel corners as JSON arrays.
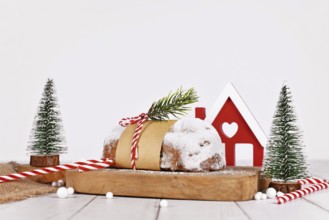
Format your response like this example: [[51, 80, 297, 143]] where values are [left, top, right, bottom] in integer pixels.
[[115, 120, 176, 170]]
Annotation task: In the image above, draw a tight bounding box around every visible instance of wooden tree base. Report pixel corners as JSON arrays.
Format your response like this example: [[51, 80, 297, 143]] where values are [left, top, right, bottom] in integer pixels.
[[30, 155, 60, 167], [269, 181, 301, 193]]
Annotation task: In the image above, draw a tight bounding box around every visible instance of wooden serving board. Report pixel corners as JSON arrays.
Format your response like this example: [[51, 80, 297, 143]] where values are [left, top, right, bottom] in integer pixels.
[[66, 167, 260, 201]]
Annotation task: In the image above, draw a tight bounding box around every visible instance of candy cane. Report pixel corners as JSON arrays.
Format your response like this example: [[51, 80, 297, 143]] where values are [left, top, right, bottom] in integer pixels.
[[76, 161, 111, 172], [74, 159, 113, 172], [0, 158, 113, 184], [277, 181, 329, 204], [119, 113, 148, 170], [297, 177, 327, 186]]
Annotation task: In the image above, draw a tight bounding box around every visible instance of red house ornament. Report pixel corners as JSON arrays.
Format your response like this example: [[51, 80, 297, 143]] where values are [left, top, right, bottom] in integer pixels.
[[195, 82, 267, 167]]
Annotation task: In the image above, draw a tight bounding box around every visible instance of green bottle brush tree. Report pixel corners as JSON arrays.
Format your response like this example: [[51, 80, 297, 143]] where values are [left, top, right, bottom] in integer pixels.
[[262, 83, 310, 193], [27, 79, 67, 167]]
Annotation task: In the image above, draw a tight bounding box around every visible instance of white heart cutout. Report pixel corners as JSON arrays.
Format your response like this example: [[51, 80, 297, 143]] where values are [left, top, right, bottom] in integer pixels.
[[222, 122, 238, 138]]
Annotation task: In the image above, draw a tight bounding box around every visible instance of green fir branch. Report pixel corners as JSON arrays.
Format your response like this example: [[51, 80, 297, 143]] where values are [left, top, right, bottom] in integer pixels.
[[147, 87, 199, 120]]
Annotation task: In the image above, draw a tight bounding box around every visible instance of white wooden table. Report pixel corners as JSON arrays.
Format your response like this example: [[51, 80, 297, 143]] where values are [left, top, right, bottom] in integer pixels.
[[1, 161, 328, 220]]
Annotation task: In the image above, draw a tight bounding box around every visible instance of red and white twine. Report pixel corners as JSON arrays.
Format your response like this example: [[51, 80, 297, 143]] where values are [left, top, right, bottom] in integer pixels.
[[277, 177, 328, 204], [119, 113, 148, 170], [0, 158, 113, 184]]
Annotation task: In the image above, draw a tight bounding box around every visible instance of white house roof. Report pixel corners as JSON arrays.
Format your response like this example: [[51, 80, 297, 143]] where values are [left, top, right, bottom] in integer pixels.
[[205, 82, 267, 147]]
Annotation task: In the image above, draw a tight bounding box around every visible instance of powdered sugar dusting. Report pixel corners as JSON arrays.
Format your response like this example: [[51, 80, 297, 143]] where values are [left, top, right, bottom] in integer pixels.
[[104, 118, 226, 172], [104, 126, 125, 146], [102, 168, 255, 176], [162, 118, 226, 171]]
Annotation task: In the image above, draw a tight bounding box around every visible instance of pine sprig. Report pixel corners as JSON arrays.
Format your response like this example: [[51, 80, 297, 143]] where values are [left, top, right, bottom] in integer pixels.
[[147, 88, 199, 120]]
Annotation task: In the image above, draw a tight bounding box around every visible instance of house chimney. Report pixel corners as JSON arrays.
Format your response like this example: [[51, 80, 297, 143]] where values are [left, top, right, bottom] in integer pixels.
[[195, 107, 206, 120]]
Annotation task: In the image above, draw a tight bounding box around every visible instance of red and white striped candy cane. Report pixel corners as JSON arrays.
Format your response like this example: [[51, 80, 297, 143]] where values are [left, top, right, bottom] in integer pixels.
[[74, 159, 113, 172], [119, 113, 148, 170], [298, 177, 327, 186], [0, 158, 113, 184], [277, 181, 329, 204]]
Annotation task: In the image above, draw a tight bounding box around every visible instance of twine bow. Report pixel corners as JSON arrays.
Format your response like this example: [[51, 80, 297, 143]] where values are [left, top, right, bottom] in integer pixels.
[[119, 113, 149, 170]]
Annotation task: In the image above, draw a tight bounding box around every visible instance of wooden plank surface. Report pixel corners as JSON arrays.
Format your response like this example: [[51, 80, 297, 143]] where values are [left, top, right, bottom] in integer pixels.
[[0, 160, 329, 220], [70, 196, 159, 220], [301, 161, 329, 212], [303, 190, 329, 212], [0, 194, 96, 220], [0, 202, 12, 212], [158, 200, 249, 220], [237, 197, 329, 220], [66, 167, 259, 201], [235, 160, 329, 220]]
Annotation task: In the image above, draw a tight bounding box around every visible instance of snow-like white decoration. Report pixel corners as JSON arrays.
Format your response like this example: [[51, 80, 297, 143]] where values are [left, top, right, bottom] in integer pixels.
[[266, 188, 277, 199], [254, 192, 262, 200], [106, 192, 114, 199], [162, 118, 225, 171], [277, 191, 284, 197], [160, 200, 168, 207], [67, 187, 75, 195], [56, 187, 68, 199], [104, 168, 254, 176], [261, 193, 267, 200], [104, 126, 125, 146]]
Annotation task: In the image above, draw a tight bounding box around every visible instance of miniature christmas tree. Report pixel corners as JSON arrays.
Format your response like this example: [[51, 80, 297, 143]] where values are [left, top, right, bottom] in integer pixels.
[[262, 83, 310, 182], [27, 79, 67, 155]]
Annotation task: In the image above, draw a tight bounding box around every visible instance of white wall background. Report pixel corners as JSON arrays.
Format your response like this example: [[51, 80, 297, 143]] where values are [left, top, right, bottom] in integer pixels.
[[1, 0, 328, 163]]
